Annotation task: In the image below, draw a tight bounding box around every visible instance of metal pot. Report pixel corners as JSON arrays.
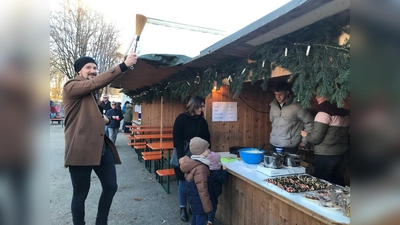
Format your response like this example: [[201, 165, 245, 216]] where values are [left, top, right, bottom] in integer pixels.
[[285, 157, 302, 167], [283, 153, 302, 167], [263, 153, 283, 169]]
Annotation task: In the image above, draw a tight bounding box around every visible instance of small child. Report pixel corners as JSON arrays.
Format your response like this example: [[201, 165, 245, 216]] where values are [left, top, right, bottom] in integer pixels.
[[206, 152, 227, 225], [179, 137, 212, 225]]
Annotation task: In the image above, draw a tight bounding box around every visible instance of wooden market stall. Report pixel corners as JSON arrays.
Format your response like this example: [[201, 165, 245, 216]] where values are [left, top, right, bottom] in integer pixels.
[[111, 0, 351, 224]]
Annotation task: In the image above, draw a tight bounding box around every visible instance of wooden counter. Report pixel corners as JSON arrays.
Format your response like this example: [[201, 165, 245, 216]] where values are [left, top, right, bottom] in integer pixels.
[[216, 158, 349, 225]]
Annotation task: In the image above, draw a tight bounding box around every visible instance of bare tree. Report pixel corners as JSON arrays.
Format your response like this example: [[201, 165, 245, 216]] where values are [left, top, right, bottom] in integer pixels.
[[50, 70, 67, 102], [50, 0, 123, 83]]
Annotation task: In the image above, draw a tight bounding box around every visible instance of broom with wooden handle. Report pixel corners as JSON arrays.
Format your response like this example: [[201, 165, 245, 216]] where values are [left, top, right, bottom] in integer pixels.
[[129, 14, 147, 70]]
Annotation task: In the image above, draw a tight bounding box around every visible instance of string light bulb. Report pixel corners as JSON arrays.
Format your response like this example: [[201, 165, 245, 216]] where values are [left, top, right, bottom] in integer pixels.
[[306, 45, 311, 56], [165, 81, 170, 89]]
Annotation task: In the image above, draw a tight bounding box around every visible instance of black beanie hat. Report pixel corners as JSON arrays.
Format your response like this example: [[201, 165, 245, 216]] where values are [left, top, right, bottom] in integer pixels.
[[74, 56, 97, 73]]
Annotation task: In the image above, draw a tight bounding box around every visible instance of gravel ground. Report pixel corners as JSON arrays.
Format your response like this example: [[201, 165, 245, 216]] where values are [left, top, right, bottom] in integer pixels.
[[50, 124, 223, 225]]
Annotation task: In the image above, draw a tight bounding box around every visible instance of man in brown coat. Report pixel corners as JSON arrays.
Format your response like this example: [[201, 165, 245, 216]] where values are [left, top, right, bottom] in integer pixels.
[[62, 52, 137, 225]]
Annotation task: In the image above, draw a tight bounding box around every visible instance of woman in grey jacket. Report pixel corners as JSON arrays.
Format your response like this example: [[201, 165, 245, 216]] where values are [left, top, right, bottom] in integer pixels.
[[301, 95, 350, 186]]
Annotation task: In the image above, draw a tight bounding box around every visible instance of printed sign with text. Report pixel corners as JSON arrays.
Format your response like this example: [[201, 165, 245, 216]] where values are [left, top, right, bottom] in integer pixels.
[[212, 102, 237, 122]]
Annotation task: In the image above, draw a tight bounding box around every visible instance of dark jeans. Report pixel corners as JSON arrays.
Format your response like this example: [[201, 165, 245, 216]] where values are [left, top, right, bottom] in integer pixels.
[[313, 152, 349, 186], [207, 203, 217, 223], [69, 145, 118, 225], [123, 122, 132, 133], [269, 144, 298, 154], [191, 212, 207, 225], [178, 180, 188, 207], [104, 126, 109, 137]]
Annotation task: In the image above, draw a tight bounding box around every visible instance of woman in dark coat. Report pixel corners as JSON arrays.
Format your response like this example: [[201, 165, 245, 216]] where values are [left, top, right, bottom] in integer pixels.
[[173, 96, 211, 222]]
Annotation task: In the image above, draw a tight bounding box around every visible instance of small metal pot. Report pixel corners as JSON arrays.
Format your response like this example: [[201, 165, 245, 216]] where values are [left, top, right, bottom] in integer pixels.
[[263, 153, 283, 169], [285, 157, 302, 167], [283, 153, 302, 167]]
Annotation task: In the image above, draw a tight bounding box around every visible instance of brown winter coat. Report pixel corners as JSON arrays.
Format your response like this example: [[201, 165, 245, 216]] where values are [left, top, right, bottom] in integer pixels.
[[179, 156, 212, 213], [63, 65, 123, 166]]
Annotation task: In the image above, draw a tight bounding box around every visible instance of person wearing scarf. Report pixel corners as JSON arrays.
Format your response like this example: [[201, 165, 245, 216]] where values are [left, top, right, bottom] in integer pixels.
[[179, 137, 212, 225]]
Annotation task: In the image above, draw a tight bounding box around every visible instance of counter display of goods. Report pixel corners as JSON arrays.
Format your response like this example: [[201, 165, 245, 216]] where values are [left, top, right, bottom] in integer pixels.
[[264, 174, 332, 193], [302, 186, 350, 217], [217, 154, 350, 224]]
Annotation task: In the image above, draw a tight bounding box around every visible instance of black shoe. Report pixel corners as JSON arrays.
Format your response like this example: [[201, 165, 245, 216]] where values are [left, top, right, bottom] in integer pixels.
[[180, 207, 189, 222]]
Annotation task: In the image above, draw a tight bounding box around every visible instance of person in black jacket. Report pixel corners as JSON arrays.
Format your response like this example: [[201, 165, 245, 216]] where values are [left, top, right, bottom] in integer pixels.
[[105, 101, 124, 143], [206, 152, 227, 225], [173, 96, 211, 222], [99, 94, 111, 113], [99, 94, 112, 137]]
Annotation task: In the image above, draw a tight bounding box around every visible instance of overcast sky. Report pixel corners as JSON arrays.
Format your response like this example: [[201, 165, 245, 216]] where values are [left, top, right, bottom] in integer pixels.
[[51, 0, 291, 57]]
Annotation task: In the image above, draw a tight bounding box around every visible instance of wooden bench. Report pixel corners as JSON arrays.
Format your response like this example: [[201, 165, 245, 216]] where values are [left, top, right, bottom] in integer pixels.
[[127, 143, 147, 161], [126, 136, 139, 140], [141, 151, 162, 156], [127, 143, 147, 148], [50, 118, 65, 127], [156, 168, 176, 194], [142, 154, 162, 173]]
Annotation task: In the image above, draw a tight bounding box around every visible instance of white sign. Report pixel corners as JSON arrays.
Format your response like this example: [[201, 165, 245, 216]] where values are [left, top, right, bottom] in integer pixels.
[[212, 102, 237, 122], [134, 105, 141, 113]]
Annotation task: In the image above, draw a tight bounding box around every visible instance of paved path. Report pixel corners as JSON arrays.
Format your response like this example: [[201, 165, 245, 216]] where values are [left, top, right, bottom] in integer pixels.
[[50, 124, 192, 225]]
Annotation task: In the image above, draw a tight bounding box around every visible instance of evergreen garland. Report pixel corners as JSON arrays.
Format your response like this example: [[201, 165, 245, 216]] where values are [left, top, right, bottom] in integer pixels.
[[126, 19, 350, 108]]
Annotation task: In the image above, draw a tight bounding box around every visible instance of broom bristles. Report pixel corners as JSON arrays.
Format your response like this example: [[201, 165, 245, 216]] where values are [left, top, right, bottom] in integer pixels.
[[135, 14, 147, 36]]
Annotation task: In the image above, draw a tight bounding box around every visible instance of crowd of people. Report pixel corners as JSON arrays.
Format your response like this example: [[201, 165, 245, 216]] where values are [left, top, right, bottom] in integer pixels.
[[60, 50, 349, 225], [50, 99, 64, 119], [98, 95, 133, 139]]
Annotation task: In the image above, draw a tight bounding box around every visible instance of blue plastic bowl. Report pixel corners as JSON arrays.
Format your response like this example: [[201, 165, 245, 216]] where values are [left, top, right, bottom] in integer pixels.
[[239, 148, 265, 164]]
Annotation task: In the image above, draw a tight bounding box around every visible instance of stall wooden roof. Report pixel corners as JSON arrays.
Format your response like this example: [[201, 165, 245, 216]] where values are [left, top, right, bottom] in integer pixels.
[[110, 0, 350, 92]]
